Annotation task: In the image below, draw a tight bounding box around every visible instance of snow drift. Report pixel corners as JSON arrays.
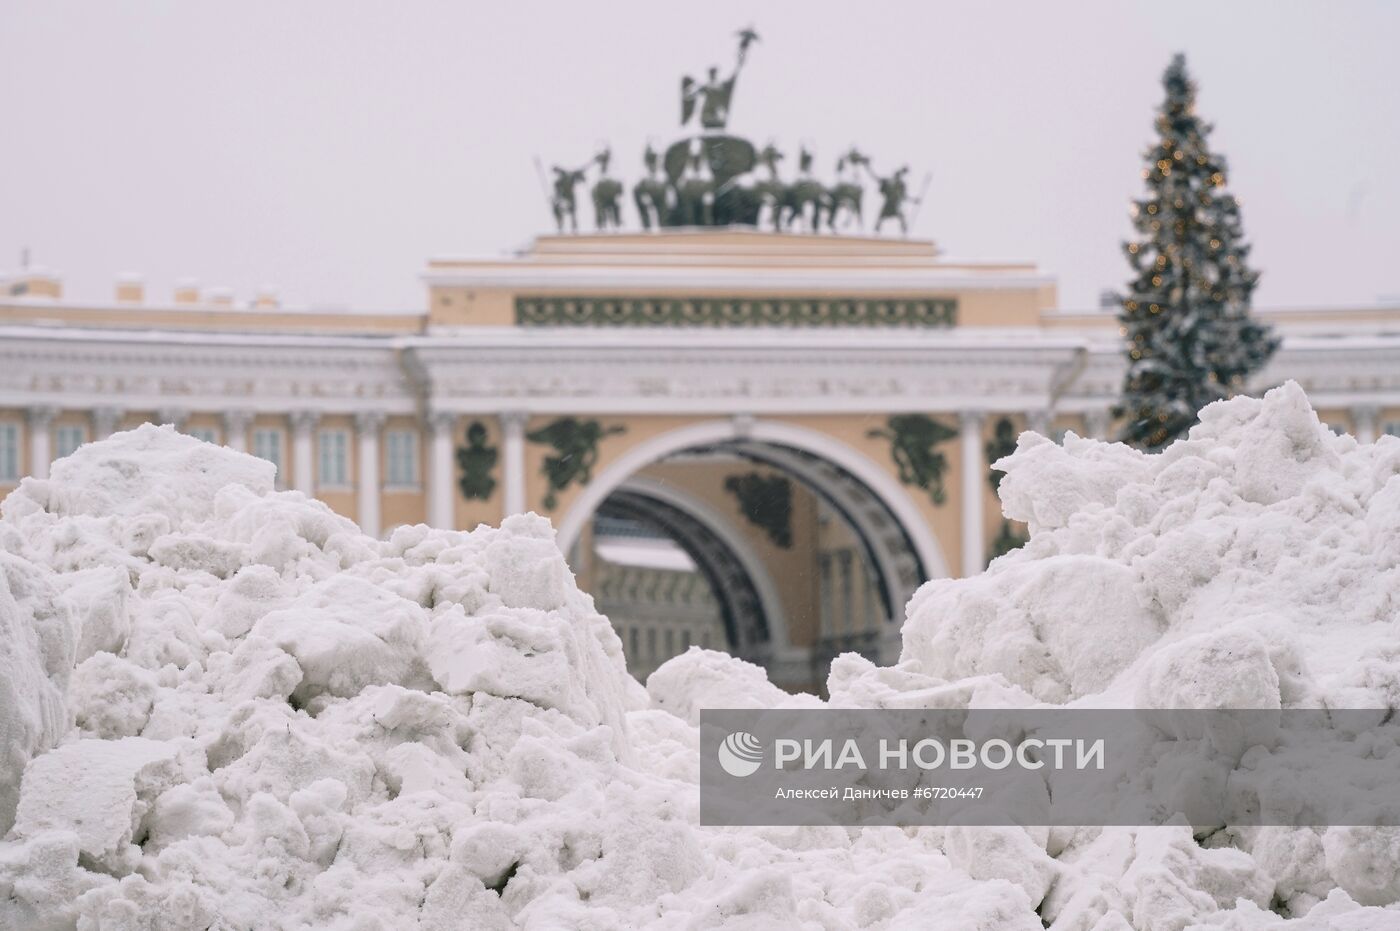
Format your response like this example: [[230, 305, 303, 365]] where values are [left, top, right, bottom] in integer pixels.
[[1, 381, 1398, 929]]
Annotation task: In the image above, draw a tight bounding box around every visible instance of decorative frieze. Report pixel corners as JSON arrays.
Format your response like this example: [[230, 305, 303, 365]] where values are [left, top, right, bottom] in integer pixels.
[[515, 295, 957, 328]]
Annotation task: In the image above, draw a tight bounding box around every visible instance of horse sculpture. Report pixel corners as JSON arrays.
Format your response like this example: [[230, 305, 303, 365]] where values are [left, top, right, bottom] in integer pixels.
[[544, 132, 910, 235], [592, 178, 624, 229], [824, 149, 867, 231], [634, 145, 670, 230], [747, 144, 787, 231], [780, 180, 829, 231], [590, 148, 624, 230], [673, 150, 715, 227], [778, 147, 829, 231]]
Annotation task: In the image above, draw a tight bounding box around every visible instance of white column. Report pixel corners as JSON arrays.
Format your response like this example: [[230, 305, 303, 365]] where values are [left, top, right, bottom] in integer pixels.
[[290, 411, 319, 495], [92, 406, 123, 441], [501, 411, 528, 516], [1025, 409, 1052, 438], [223, 410, 253, 453], [960, 410, 986, 578], [1351, 405, 1379, 445], [1084, 408, 1113, 442], [428, 411, 456, 529], [27, 406, 56, 479], [355, 412, 385, 538]]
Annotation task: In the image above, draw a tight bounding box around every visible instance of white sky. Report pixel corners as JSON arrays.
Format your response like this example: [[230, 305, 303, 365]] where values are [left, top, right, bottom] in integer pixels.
[[1, 1, 1397, 312]]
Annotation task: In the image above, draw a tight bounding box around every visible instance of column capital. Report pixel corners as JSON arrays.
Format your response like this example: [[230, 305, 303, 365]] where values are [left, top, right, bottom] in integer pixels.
[[289, 410, 320, 435], [354, 410, 387, 433], [731, 413, 756, 439], [1024, 410, 1052, 436], [957, 410, 985, 428], [426, 410, 457, 433], [222, 409, 255, 432], [222, 410, 252, 453], [498, 410, 529, 430], [1084, 408, 1113, 441], [156, 407, 189, 431], [1350, 404, 1381, 444], [27, 405, 58, 429], [92, 406, 124, 437]]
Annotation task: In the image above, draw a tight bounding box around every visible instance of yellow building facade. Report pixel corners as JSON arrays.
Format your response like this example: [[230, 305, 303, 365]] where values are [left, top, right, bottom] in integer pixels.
[[4, 231, 1399, 689]]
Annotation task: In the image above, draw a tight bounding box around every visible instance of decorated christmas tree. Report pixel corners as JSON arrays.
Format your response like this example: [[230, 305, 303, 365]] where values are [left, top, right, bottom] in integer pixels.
[[1116, 54, 1279, 450]]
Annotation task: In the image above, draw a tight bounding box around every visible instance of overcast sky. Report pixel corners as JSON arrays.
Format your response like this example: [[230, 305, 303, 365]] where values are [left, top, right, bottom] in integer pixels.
[[1, 2, 1397, 312]]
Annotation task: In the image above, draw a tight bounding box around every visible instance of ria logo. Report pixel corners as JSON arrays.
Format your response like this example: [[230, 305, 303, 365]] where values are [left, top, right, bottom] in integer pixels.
[[718, 731, 764, 777]]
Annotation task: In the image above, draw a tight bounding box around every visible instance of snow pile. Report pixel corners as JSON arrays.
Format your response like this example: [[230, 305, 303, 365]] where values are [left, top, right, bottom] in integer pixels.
[[902, 379, 1399, 713], [1, 382, 1398, 929], [0, 427, 645, 929]]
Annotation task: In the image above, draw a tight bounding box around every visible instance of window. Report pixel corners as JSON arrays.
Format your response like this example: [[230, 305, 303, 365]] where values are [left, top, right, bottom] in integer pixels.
[[385, 429, 419, 487], [1382, 421, 1400, 438], [318, 429, 350, 487], [253, 428, 284, 483], [0, 423, 18, 482], [54, 424, 86, 459], [187, 426, 218, 444]]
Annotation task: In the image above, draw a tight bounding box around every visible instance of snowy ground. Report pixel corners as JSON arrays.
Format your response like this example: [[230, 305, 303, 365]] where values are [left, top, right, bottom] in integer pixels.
[[2, 381, 1399, 929]]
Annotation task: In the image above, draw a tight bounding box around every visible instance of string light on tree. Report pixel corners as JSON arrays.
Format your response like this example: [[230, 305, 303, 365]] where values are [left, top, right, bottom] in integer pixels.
[[1113, 53, 1279, 451]]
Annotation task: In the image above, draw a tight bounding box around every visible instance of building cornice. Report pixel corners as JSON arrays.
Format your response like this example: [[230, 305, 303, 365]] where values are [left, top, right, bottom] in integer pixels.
[[420, 267, 1055, 292], [3, 324, 1400, 417], [0, 326, 419, 416]]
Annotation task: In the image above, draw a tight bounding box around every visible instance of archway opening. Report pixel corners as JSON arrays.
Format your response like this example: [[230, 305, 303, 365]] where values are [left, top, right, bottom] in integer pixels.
[[568, 432, 936, 694]]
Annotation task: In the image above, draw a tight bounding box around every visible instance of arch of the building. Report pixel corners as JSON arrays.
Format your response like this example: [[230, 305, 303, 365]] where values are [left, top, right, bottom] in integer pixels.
[[598, 489, 764, 659], [557, 418, 948, 639], [559, 419, 944, 572], [610, 475, 793, 654], [700, 438, 919, 623]]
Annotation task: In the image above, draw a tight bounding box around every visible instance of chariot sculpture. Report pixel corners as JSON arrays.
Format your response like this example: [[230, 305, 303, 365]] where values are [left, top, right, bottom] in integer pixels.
[[538, 27, 928, 236]]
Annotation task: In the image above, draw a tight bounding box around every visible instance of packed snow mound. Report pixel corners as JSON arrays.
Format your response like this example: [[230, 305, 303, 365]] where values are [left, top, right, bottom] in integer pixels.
[[0, 425, 649, 929], [0, 387, 1397, 929], [904, 380, 1400, 710], [646, 647, 825, 725], [0, 552, 77, 835]]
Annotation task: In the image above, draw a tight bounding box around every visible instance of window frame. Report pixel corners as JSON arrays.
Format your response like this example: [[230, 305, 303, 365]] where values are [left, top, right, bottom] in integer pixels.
[[317, 428, 351, 489], [384, 428, 420, 489], [252, 427, 286, 488], [0, 422, 20, 483], [54, 423, 88, 460]]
